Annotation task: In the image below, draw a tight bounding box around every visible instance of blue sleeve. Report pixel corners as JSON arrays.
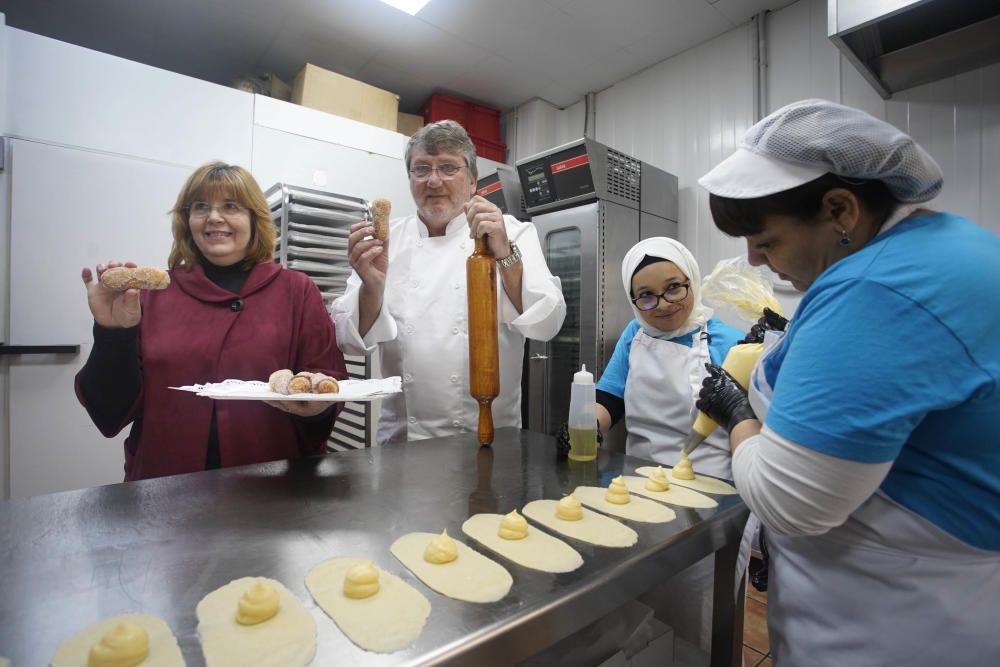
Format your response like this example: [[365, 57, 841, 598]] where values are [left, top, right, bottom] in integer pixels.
[[597, 320, 641, 398], [766, 279, 990, 463], [706, 317, 745, 365]]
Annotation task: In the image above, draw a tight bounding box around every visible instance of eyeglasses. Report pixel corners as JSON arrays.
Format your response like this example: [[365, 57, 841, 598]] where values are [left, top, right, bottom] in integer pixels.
[[631, 282, 690, 310], [185, 201, 248, 220], [408, 163, 467, 181]]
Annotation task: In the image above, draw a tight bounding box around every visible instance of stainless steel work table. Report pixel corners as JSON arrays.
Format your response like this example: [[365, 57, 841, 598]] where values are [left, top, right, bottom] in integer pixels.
[[0, 428, 749, 666]]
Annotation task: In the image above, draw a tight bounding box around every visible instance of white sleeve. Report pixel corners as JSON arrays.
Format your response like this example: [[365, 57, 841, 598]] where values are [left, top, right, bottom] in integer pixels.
[[731, 425, 893, 536], [501, 216, 566, 341], [329, 270, 397, 356]]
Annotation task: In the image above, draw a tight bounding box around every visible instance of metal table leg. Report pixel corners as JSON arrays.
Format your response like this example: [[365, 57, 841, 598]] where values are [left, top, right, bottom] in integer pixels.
[[711, 537, 746, 667]]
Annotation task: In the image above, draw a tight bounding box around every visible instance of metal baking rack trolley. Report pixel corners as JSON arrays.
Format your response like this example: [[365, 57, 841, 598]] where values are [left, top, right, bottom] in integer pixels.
[[266, 183, 374, 451]]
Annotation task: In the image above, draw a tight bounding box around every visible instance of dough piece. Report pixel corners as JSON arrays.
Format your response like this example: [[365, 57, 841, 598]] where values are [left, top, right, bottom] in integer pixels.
[[287, 372, 313, 394], [306, 557, 430, 653], [196, 577, 316, 667], [635, 466, 738, 495], [622, 475, 718, 508], [390, 532, 513, 603], [100, 266, 170, 291], [51, 613, 184, 667], [310, 373, 339, 394], [268, 369, 293, 394], [522, 500, 638, 548], [573, 486, 676, 523], [462, 514, 583, 573], [370, 198, 391, 241]]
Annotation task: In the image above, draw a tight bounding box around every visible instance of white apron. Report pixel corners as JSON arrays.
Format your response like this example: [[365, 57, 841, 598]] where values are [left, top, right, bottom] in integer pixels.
[[624, 325, 731, 477], [624, 325, 731, 653], [749, 331, 1000, 666]]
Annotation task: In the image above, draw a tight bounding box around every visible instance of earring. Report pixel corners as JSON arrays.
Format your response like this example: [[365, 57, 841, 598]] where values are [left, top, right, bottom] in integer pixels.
[[839, 230, 851, 246]]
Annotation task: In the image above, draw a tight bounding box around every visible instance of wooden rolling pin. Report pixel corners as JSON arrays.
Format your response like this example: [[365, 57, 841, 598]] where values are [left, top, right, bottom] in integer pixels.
[[467, 237, 499, 446]]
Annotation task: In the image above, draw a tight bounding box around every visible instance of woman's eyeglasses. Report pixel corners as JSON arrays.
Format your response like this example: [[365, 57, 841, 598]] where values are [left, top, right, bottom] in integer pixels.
[[185, 201, 248, 220], [631, 282, 690, 311], [408, 164, 467, 181]]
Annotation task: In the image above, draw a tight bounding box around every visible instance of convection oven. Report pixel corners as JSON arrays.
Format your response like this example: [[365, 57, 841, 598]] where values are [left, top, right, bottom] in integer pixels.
[[516, 138, 678, 451]]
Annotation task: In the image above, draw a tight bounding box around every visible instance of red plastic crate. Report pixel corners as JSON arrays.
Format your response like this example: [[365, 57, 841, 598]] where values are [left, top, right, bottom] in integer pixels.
[[467, 103, 501, 142], [472, 136, 506, 162], [421, 92, 468, 126]]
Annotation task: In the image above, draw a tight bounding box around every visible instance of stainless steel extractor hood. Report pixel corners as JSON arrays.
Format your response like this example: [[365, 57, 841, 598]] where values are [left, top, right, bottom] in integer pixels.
[[829, 0, 1000, 98]]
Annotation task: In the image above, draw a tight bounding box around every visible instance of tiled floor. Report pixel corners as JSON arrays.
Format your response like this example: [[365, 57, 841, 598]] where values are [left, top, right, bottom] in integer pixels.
[[743, 578, 770, 666]]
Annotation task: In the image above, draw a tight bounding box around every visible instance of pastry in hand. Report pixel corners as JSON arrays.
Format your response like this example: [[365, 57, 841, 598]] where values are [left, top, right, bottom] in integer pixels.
[[269, 369, 294, 394], [371, 198, 391, 241], [311, 373, 340, 394], [100, 266, 171, 291]]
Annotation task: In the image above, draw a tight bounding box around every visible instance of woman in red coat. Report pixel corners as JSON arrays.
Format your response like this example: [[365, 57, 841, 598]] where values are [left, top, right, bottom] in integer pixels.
[[76, 162, 348, 481]]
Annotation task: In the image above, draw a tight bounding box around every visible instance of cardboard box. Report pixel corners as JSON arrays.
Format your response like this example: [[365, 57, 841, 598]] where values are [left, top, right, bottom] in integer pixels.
[[397, 112, 424, 137], [268, 73, 291, 102], [292, 63, 399, 131]]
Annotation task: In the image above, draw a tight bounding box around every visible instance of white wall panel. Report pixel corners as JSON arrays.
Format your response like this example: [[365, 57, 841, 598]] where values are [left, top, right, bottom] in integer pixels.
[[9, 345, 126, 498], [595, 26, 754, 290], [0, 13, 8, 500], [253, 95, 407, 162], [768, 0, 1000, 239], [5, 28, 252, 167], [766, 0, 839, 110], [8, 140, 186, 346], [250, 126, 415, 217], [979, 65, 1000, 238]]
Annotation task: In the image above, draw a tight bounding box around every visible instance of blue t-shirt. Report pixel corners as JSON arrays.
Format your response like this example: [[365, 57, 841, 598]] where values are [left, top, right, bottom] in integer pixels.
[[762, 212, 1000, 551], [597, 316, 744, 398]]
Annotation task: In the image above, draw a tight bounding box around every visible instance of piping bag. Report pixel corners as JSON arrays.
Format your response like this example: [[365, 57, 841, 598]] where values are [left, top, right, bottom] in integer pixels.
[[683, 343, 763, 455], [684, 257, 785, 455]]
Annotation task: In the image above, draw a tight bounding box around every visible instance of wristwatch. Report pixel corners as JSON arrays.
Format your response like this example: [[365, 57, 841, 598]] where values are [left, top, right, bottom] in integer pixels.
[[497, 242, 522, 269]]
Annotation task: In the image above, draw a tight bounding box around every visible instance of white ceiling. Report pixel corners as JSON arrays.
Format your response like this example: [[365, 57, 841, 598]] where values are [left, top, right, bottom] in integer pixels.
[[1, 0, 795, 113]]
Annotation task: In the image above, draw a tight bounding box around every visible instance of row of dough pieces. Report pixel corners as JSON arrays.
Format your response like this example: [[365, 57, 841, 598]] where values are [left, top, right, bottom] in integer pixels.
[[50, 461, 736, 666]]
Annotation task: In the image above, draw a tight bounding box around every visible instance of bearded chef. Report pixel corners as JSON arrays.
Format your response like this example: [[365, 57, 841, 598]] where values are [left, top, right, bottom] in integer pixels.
[[331, 120, 566, 444]]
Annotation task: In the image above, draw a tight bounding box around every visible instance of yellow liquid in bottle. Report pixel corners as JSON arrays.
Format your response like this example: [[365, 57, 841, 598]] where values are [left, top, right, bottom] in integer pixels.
[[568, 426, 597, 461]]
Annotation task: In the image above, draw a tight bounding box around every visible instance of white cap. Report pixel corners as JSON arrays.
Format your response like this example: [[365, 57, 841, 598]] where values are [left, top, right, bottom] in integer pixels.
[[699, 98, 943, 202], [573, 364, 594, 384], [698, 147, 828, 199]]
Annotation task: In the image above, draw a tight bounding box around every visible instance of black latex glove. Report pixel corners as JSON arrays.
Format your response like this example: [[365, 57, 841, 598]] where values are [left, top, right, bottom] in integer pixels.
[[741, 307, 789, 344], [555, 422, 603, 458], [696, 363, 757, 433]]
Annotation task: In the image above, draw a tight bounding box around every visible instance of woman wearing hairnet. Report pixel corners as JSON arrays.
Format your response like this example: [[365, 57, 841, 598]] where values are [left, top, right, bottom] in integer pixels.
[[697, 99, 1000, 665], [593, 237, 743, 651]]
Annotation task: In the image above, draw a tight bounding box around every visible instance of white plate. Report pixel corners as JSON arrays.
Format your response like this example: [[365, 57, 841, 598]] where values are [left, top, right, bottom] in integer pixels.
[[170, 377, 401, 402]]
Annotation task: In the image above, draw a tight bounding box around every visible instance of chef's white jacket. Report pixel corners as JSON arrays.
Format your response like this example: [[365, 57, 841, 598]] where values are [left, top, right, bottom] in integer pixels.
[[331, 212, 565, 444]]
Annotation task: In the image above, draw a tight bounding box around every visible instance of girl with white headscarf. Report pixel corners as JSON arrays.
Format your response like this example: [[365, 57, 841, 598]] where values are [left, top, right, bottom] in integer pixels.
[[593, 236, 744, 653], [595, 236, 742, 478]]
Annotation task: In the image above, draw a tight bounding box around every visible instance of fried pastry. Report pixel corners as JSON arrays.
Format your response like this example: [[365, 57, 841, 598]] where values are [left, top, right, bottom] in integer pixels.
[[311, 374, 340, 394], [371, 198, 391, 241], [287, 372, 314, 394], [100, 266, 170, 291], [268, 369, 293, 394]]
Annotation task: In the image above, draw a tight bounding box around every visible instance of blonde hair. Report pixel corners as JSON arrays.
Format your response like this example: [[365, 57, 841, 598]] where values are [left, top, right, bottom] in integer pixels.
[[167, 162, 275, 269]]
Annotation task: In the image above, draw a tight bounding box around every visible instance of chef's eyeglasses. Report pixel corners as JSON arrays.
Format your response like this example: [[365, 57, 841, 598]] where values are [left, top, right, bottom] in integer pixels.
[[409, 164, 467, 181], [631, 282, 690, 310], [184, 201, 248, 220]]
